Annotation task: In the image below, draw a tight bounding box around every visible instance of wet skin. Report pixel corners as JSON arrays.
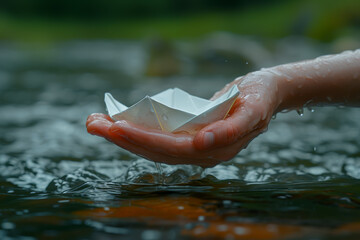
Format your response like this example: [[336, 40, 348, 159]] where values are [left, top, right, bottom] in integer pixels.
[[87, 49, 360, 167]]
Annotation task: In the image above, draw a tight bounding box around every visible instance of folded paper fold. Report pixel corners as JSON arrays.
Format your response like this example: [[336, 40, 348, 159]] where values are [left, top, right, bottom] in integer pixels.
[[105, 85, 239, 133]]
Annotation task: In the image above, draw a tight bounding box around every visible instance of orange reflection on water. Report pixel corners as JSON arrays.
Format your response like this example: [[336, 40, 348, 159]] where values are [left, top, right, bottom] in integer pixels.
[[75, 196, 321, 239], [181, 222, 314, 240], [336, 222, 360, 233], [76, 196, 216, 222]]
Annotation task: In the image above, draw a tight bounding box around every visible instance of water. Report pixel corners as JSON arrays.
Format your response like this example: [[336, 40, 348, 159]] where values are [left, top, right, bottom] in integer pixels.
[[296, 108, 304, 116], [1, 40, 360, 239]]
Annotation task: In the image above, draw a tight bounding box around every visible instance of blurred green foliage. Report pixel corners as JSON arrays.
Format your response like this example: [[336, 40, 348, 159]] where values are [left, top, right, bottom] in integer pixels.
[[1, 0, 280, 19], [0, 0, 359, 43]]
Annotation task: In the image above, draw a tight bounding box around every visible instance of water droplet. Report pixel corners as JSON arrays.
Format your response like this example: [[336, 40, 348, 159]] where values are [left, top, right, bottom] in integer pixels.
[[198, 216, 205, 221], [162, 114, 168, 121], [7, 190, 14, 193], [154, 162, 165, 185], [307, 106, 315, 112], [178, 206, 184, 210], [104, 207, 110, 211], [271, 114, 277, 120], [245, 61, 248, 65], [150, 107, 154, 113], [269, 68, 293, 81], [313, 147, 317, 152], [296, 108, 304, 116]]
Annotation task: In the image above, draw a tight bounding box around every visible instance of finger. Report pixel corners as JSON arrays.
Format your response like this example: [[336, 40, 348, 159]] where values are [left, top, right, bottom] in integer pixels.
[[108, 120, 234, 163], [212, 127, 263, 161], [108, 117, 261, 164], [194, 104, 261, 150], [109, 120, 197, 157], [107, 131, 219, 167], [111, 125, 261, 166], [96, 116, 260, 166], [86, 113, 112, 127], [86, 113, 113, 138]]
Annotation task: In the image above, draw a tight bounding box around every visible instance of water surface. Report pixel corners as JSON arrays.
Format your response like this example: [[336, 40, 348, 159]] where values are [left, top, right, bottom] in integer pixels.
[[1, 39, 360, 239]]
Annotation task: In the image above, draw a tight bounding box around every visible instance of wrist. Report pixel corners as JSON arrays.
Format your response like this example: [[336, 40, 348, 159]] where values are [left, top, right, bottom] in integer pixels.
[[235, 69, 285, 115], [269, 61, 321, 112], [269, 50, 360, 111], [253, 67, 291, 113], [271, 64, 300, 112]]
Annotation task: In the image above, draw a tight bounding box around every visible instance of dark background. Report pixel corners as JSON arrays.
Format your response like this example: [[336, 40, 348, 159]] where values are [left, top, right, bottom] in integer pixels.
[[0, 0, 359, 42]]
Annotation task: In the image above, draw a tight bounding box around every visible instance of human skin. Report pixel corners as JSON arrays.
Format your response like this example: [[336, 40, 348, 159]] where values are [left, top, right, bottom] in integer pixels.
[[86, 49, 360, 168]]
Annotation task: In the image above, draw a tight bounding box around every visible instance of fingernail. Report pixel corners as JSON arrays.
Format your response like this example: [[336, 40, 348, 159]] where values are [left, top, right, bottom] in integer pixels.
[[203, 132, 215, 149]]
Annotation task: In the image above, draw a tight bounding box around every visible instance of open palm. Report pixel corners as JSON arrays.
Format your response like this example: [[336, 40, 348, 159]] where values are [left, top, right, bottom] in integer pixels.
[[87, 71, 280, 167]]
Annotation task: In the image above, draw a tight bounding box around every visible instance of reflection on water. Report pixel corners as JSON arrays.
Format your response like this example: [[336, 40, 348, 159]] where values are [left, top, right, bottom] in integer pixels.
[[1, 38, 360, 239]]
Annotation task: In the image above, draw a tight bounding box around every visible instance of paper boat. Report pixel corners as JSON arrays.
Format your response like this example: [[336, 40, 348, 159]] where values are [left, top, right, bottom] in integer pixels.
[[104, 85, 239, 133]]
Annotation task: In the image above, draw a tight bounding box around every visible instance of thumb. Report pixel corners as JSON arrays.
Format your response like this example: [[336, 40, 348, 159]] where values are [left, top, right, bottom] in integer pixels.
[[194, 103, 262, 150]]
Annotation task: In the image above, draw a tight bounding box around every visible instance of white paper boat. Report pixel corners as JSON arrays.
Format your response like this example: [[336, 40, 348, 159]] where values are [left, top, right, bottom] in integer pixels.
[[104, 85, 239, 133]]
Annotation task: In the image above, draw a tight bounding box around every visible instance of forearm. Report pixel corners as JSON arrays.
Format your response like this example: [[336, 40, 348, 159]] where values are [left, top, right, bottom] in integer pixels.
[[271, 49, 360, 112]]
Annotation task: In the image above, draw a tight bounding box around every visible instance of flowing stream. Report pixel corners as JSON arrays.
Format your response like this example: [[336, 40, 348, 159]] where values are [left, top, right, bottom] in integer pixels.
[[1, 40, 360, 239]]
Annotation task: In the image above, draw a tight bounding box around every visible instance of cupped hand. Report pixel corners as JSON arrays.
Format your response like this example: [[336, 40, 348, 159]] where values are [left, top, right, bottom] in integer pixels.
[[86, 70, 281, 168]]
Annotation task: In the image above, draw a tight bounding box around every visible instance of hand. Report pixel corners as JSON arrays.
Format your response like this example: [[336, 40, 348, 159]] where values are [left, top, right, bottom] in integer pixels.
[[86, 70, 281, 168]]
